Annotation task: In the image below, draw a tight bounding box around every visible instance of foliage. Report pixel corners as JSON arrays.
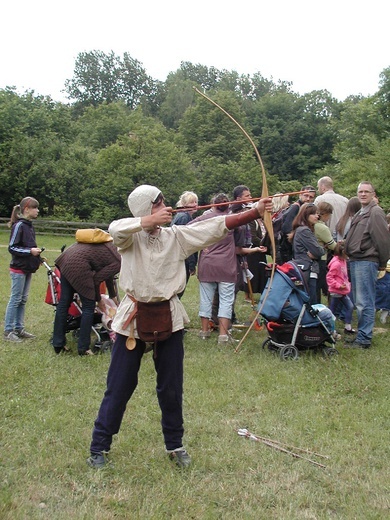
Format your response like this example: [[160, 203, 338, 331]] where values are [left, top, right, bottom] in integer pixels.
[[318, 69, 390, 209], [179, 90, 251, 163], [73, 101, 136, 150], [0, 58, 389, 219], [64, 50, 157, 111], [0, 232, 389, 519], [0, 88, 74, 215], [158, 75, 197, 130], [77, 112, 196, 221], [248, 90, 340, 182]]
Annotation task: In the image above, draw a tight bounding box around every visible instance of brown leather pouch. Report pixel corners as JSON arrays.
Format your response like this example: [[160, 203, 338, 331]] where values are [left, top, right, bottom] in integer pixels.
[[136, 300, 172, 344]]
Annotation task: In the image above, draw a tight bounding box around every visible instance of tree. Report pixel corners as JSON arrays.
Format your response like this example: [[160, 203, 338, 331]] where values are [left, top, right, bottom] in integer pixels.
[[320, 88, 390, 209], [179, 90, 251, 162], [178, 90, 284, 201], [75, 112, 196, 221], [73, 101, 135, 150], [159, 75, 197, 129], [375, 66, 390, 124], [248, 90, 339, 182], [64, 51, 154, 110], [0, 88, 74, 215]]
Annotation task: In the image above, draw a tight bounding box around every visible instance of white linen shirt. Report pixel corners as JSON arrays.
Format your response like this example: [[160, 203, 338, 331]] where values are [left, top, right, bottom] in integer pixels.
[[109, 216, 229, 337]]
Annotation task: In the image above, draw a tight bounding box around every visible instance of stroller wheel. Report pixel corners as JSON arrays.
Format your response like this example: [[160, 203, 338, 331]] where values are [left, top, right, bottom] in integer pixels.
[[279, 344, 299, 360], [322, 346, 339, 357], [93, 340, 112, 354], [100, 340, 112, 353], [261, 338, 271, 350], [262, 338, 278, 354]]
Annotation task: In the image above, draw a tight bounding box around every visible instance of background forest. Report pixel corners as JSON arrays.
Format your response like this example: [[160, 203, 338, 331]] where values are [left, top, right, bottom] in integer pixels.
[[1, 50, 389, 221]]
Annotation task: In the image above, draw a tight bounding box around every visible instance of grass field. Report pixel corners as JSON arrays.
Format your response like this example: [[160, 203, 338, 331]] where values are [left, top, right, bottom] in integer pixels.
[[0, 230, 389, 519]]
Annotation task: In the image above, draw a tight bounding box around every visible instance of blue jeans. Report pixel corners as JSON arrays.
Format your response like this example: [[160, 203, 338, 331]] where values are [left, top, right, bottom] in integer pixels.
[[349, 260, 378, 344], [52, 274, 96, 354], [329, 295, 354, 325], [4, 271, 32, 333]]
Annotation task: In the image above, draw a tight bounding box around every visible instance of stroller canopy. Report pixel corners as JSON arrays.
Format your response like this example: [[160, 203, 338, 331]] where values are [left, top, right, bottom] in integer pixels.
[[258, 261, 321, 326]]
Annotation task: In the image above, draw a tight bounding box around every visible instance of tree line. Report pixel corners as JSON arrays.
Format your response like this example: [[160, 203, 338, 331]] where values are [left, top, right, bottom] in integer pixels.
[[1, 51, 389, 221]]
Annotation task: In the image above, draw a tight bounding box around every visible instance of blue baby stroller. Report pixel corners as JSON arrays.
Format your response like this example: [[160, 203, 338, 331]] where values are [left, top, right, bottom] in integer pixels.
[[258, 261, 338, 360]]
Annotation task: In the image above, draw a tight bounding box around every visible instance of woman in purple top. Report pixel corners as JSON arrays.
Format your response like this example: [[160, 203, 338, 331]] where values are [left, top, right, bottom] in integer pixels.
[[191, 194, 239, 344]]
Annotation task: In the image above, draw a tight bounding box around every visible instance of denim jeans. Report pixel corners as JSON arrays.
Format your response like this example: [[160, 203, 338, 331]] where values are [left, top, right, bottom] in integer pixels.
[[4, 271, 32, 333], [52, 274, 96, 354], [329, 295, 354, 325], [349, 260, 378, 344]]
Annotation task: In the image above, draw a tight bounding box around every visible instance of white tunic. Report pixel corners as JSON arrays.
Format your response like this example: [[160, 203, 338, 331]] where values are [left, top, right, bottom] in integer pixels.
[[109, 216, 228, 337]]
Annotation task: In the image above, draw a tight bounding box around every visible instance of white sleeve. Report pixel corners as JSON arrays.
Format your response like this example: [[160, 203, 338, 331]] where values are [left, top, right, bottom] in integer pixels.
[[172, 216, 229, 257], [108, 218, 143, 250]]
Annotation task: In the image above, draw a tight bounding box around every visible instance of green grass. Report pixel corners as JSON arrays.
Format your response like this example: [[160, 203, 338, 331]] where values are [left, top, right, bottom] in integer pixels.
[[0, 230, 389, 519]]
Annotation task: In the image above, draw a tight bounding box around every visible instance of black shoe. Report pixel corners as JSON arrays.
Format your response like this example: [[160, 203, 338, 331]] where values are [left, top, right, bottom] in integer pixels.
[[168, 448, 191, 468], [344, 328, 356, 335], [344, 341, 371, 349], [87, 451, 110, 468]]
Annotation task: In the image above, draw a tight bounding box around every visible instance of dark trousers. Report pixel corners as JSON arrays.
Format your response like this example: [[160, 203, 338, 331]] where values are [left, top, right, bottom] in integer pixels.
[[90, 331, 184, 454], [316, 259, 329, 302], [52, 275, 96, 354]]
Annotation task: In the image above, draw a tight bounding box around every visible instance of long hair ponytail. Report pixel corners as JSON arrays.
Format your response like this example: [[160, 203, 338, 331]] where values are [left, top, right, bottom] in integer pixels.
[[8, 197, 39, 227]]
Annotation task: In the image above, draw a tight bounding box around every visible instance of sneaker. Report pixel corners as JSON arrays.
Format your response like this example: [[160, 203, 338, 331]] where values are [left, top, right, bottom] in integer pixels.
[[343, 341, 371, 349], [198, 330, 211, 340], [16, 329, 36, 339], [4, 331, 23, 343], [344, 328, 356, 335], [168, 448, 191, 468], [332, 331, 342, 341], [217, 334, 238, 345], [87, 451, 110, 468], [380, 310, 389, 324]]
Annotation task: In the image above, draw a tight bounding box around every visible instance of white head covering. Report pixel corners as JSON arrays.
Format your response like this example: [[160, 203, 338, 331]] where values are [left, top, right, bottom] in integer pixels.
[[127, 185, 162, 217]]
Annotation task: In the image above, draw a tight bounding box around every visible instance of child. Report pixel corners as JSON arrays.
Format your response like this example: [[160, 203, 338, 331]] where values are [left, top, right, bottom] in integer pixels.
[[326, 242, 355, 334], [376, 259, 390, 324], [3, 197, 43, 342]]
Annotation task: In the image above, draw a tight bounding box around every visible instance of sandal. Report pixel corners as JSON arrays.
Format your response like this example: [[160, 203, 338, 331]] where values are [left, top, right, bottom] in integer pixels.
[[79, 349, 95, 356]]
